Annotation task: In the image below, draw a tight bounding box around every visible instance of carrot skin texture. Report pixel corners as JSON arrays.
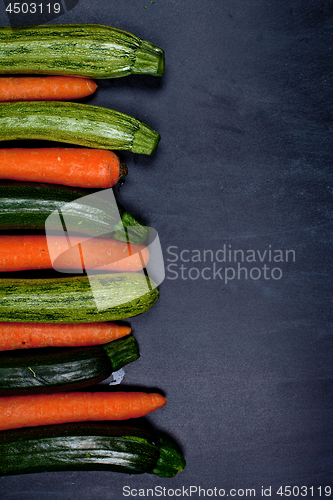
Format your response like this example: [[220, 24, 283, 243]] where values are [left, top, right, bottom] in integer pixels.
[[0, 322, 131, 351], [0, 148, 121, 188], [0, 235, 149, 273], [0, 76, 97, 102], [0, 392, 167, 430]]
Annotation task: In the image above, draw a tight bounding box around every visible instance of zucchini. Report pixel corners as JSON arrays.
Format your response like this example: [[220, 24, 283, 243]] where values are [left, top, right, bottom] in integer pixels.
[[0, 335, 139, 396], [0, 422, 186, 477], [0, 182, 151, 245], [151, 434, 187, 478], [0, 272, 159, 323], [0, 24, 165, 78], [0, 102, 160, 154]]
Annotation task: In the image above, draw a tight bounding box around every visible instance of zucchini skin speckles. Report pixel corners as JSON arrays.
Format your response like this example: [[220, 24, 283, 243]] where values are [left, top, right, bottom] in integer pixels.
[[0, 273, 159, 323], [0, 24, 165, 78], [0, 102, 160, 155]]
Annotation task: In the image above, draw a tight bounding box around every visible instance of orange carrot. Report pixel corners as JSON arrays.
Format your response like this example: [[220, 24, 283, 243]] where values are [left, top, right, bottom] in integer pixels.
[[0, 322, 131, 351], [0, 76, 97, 102], [0, 148, 127, 188], [0, 392, 167, 431], [0, 235, 149, 273]]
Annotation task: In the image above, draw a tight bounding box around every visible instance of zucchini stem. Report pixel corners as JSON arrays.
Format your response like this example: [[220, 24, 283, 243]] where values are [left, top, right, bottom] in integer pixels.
[[103, 335, 140, 372], [132, 40, 165, 76]]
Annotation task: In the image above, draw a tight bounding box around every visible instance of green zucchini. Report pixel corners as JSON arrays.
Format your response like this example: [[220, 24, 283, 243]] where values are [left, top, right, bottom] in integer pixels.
[[0, 272, 159, 323], [0, 335, 139, 396], [151, 434, 187, 478], [0, 182, 151, 245], [0, 102, 160, 154], [0, 24, 165, 78], [0, 422, 185, 477]]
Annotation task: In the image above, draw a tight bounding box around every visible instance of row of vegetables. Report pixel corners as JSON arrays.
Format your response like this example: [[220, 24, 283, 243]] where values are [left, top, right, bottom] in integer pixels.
[[0, 24, 185, 477]]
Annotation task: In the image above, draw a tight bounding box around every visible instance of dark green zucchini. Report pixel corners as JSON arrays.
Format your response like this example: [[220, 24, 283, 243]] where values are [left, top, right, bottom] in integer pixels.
[[0, 272, 159, 323], [0, 334, 139, 396], [151, 434, 187, 478], [0, 422, 185, 477], [0, 24, 164, 78], [0, 182, 151, 245], [0, 101, 160, 155]]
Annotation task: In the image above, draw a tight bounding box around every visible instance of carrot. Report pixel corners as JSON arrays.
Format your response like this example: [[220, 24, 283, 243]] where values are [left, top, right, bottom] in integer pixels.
[[0, 76, 97, 102], [0, 322, 131, 351], [0, 392, 167, 431], [0, 235, 149, 273], [0, 148, 128, 188]]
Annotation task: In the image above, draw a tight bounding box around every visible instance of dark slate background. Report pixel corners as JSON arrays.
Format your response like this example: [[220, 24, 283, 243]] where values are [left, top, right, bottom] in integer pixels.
[[0, 1, 332, 498]]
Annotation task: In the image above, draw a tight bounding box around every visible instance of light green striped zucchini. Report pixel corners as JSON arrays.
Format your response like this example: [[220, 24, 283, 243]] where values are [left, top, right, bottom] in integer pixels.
[[0, 273, 159, 323], [0, 101, 160, 154], [0, 24, 164, 78]]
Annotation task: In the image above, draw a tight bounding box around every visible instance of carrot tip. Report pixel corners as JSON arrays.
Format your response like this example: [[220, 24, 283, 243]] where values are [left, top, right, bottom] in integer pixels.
[[153, 394, 167, 409]]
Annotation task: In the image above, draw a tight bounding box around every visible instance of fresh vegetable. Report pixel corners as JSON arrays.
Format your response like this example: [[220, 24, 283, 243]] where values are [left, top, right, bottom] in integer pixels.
[[0, 334, 139, 395], [150, 433, 187, 478], [0, 148, 127, 188], [0, 391, 167, 431], [0, 101, 160, 155], [0, 321, 131, 351], [0, 24, 165, 78], [0, 235, 149, 273], [0, 422, 185, 477], [0, 272, 159, 323], [0, 76, 97, 102], [0, 182, 151, 245]]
